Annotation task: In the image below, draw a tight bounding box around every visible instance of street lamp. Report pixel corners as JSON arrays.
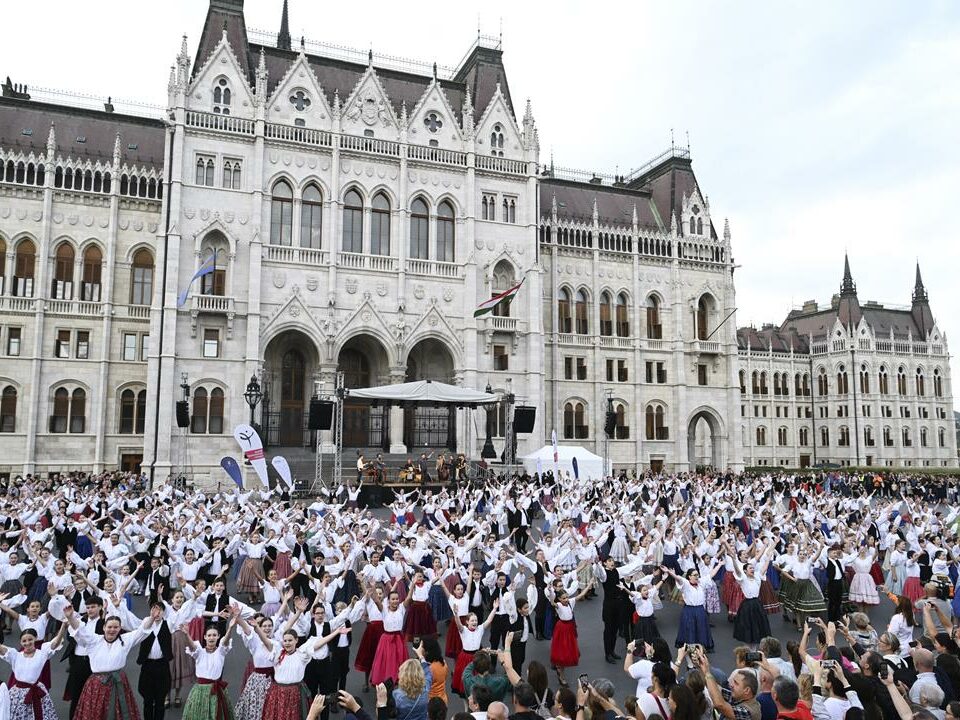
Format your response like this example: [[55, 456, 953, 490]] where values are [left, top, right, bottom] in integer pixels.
[[243, 374, 263, 427], [481, 383, 497, 459]]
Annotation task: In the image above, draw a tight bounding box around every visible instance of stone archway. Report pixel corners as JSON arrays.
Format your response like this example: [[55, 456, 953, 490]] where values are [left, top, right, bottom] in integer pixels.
[[687, 407, 724, 471], [404, 338, 456, 450], [337, 334, 391, 449], [263, 330, 320, 447]]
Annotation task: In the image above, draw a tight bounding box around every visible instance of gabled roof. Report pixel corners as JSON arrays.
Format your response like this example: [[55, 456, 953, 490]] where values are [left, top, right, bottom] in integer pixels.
[[737, 326, 810, 354], [0, 97, 165, 167], [539, 179, 661, 231]]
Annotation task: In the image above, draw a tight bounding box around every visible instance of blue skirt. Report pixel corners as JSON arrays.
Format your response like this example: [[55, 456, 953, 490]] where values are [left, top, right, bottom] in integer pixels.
[[544, 604, 555, 640], [766, 564, 781, 592], [676, 604, 713, 650], [812, 567, 828, 591], [74, 535, 93, 559], [428, 584, 451, 623], [663, 553, 681, 574]]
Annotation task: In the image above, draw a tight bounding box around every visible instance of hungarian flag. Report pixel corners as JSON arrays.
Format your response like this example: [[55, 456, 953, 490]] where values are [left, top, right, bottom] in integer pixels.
[[474, 278, 524, 318]]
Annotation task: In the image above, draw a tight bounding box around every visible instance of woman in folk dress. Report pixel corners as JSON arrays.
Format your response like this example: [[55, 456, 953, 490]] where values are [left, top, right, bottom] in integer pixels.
[[179, 608, 238, 720], [449, 601, 497, 697], [547, 582, 594, 688], [160, 586, 200, 708], [0, 624, 67, 720], [353, 585, 386, 692], [847, 547, 881, 609], [368, 589, 408, 686]]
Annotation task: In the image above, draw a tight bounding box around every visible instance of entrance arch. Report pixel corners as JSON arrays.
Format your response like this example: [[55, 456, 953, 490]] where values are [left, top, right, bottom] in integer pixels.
[[338, 334, 390, 449], [687, 407, 724, 471], [404, 338, 456, 450], [263, 330, 320, 447]]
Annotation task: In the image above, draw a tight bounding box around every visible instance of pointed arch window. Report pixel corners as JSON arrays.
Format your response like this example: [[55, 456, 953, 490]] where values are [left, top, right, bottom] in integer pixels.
[[837, 365, 849, 395], [599, 292, 613, 337], [614, 402, 629, 440], [270, 180, 293, 246], [615, 292, 629, 337], [81, 245, 102, 302], [13, 240, 35, 297], [0, 386, 16, 433], [646, 296, 661, 339], [222, 160, 241, 190], [343, 189, 364, 254], [410, 197, 429, 260], [191, 388, 208, 434], [878, 366, 889, 395], [371, 193, 391, 256], [300, 184, 323, 249], [696, 296, 710, 340], [897, 367, 907, 396], [817, 367, 828, 396], [52, 242, 75, 299], [934, 369, 943, 397], [563, 401, 588, 439], [574, 290, 589, 335], [490, 124, 505, 157], [859, 364, 870, 394], [119, 388, 147, 434], [645, 404, 668, 440], [70, 389, 86, 433], [130, 248, 154, 305], [213, 77, 231, 115], [915, 368, 925, 396], [756, 426, 766, 446], [558, 288, 572, 334], [437, 201, 455, 263], [739, 370, 747, 394]]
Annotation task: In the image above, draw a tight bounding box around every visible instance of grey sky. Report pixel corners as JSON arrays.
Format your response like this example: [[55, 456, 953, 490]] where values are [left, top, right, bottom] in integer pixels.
[[5, 1, 959, 408]]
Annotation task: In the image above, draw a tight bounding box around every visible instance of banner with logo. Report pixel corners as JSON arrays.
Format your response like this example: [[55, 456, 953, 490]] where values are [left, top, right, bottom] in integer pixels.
[[233, 424, 269, 487], [220, 457, 244, 490]]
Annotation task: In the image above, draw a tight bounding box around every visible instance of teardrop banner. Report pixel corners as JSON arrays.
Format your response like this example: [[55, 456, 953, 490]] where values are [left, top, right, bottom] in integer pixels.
[[233, 423, 269, 487]]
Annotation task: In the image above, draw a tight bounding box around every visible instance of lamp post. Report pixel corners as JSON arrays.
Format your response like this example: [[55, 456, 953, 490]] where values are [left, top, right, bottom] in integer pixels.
[[244, 374, 263, 428], [481, 383, 497, 460]]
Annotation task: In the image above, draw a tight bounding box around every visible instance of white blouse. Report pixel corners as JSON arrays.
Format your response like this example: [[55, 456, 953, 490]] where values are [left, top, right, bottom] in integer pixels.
[[677, 578, 706, 606], [0, 646, 54, 684], [188, 643, 231, 680], [76, 625, 152, 673], [382, 607, 405, 632], [460, 626, 485, 652], [240, 628, 275, 668], [408, 580, 433, 602], [273, 646, 313, 684]]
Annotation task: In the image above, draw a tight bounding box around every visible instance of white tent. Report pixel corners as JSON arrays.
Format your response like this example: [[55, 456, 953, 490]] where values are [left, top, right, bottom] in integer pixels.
[[520, 444, 610, 480], [346, 380, 497, 406]]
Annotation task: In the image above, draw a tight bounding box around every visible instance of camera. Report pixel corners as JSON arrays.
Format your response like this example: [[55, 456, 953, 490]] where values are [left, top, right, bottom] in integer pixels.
[[822, 660, 835, 669], [412, 637, 422, 650], [745, 651, 762, 663], [324, 693, 341, 709], [578, 674, 590, 690]]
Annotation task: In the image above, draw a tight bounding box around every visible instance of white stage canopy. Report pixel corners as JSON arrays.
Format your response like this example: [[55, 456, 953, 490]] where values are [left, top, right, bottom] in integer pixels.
[[521, 444, 611, 480], [345, 379, 498, 406]]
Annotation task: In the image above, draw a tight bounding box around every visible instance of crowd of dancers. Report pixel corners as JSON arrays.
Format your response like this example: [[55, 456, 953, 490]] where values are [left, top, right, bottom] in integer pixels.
[[0, 468, 955, 720]]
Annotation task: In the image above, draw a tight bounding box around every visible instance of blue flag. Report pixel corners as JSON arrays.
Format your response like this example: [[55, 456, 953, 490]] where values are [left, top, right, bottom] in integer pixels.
[[220, 456, 244, 489], [572, 456, 579, 480], [177, 248, 217, 308]]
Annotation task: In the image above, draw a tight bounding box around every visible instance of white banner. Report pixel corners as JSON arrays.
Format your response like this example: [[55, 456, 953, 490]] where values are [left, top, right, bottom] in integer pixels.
[[271, 456, 294, 490], [233, 424, 270, 488]]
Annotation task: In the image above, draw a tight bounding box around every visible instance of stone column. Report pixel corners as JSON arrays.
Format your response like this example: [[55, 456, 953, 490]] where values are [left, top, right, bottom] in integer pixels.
[[388, 365, 406, 454]]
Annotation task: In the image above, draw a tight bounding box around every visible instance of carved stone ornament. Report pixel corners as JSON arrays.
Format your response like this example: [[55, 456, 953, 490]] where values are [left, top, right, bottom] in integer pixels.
[[346, 91, 391, 127], [272, 270, 286, 289], [376, 283, 387, 297], [413, 285, 425, 300], [442, 288, 454, 303], [345, 278, 358, 294], [306, 275, 318, 292], [289, 305, 301, 317]]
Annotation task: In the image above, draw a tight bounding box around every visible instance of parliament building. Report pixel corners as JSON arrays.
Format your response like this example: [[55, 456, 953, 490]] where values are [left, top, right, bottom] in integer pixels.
[[0, 0, 954, 483]]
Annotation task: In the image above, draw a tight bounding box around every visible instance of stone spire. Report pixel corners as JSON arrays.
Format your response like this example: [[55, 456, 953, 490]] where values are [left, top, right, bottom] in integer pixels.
[[461, 87, 474, 135], [176, 35, 190, 86], [46, 123, 56, 159], [840, 253, 857, 296], [723, 217, 731, 243], [912, 262, 929, 304], [167, 65, 176, 95], [632, 203, 638, 228], [277, 0, 291, 50], [255, 47, 268, 105], [551, 192, 558, 217], [592, 197, 599, 224], [112, 132, 122, 167]]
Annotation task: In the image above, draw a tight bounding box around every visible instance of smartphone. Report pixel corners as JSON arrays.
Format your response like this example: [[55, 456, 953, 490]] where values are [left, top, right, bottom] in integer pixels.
[[745, 651, 762, 663], [806, 618, 817, 625], [578, 674, 589, 690], [878, 665, 889, 680], [412, 637, 422, 649], [908, 641, 918, 648], [822, 660, 835, 669]]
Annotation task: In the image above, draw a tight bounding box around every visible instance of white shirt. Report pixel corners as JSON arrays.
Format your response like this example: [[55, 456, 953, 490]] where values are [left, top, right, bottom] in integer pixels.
[[273, 646, 314, 684], [0, 646, 54, 684], [76, 625, 152, 673], [188, 643, 230, 680]]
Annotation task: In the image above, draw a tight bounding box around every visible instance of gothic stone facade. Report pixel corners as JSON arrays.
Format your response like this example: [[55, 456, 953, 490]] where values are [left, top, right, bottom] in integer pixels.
[[0, 1, 953, 481]]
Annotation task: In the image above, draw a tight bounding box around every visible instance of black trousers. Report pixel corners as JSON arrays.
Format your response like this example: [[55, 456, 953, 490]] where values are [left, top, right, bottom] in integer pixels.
[[306, 657, 334, 720], [66, 655, 92, 720], [534, 595, 547, 639], [489, 614, 511, 650], [514, 528, 529, 553], [509, 637, 527, 674], [332, 645, 351, 691], [826, 579, 844, 621], [603, 618, 619, 656], [138, 658, 171, 720]]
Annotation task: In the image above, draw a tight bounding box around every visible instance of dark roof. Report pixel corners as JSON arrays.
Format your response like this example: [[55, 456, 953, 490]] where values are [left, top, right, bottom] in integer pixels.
[[780, 306, 839, 340], [632, 155, 718, 240], [539, 179, 662, 230], [0, 97, 166, 168], [194, 0, 251, 83], [737, 326, 809, 354]]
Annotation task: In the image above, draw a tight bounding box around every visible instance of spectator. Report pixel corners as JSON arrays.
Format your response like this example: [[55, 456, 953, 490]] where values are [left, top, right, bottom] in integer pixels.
[[696, 650, 761, 720], [758, 665, 780, 720], [670, 683, 702, 720], [933, 635, 960, 704], [393, 657, 434, 720], [855, 651, 900, 720], [848, 614, 880, 653], [684, 669, 715, 720], [762, 638, 798, 681], [887, 597, 917, 657], [489, 701, 510, 720], [553, 687, 578, 720], [945, 701, 960, 720], [771, 676, 813, 720], [811, 660, 863, 720], [918, 587, 952, 637], [428, 698, 447, 720], [423, 638, 449, 704], [510, 682, 541, 720], [470, 683, 494, 720], [464, 650, 512, 702], [501, 651, 553, 715], [914, 684, 945, 720], [637, 662, 676, 719]]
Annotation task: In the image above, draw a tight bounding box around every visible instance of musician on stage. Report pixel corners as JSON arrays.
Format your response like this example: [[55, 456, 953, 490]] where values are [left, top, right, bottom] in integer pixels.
[[373, 453, 387, 484], [436, 453, 450, 485], [356, 452, 367, 483], [399, 458, 416, 483], [456, 454, 468, 483], [418, 452, 432, 484]]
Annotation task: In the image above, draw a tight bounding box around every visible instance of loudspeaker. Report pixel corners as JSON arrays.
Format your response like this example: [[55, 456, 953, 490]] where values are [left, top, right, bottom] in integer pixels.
[[604, 410, 617, 438], [175, 401, 190, 428], [513, 406, 536, 434], [309, 399, 334, 430]]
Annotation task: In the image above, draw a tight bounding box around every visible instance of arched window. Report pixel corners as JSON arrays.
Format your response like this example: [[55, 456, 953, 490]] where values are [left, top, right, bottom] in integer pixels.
[[920, 426, 928, 447], [614, 403, 629, 439], [739, 370, 746, 394], [0, 386, 16, 433], [756, 426, 766, 446], [437, 201, 455, 263], [200, 233, 228, 296], [883, 426, 893, 447], [915, 368, 925, 396], [213, 77, 231, 115], [118, 389, 147, 434], [759, 372, 768, 395], [409, 197, 429, 260], [645, 404, 668, 440], [878, 366, 889, 395], [130, 248, 154, 305], [696, 296, 711, 340], [902, 427, 911, 447], [646, 296, 661, 339], [491, 261, 516, 318], [752, 371, 760, 394], [837, 365, 848, 395], [81, 245, 102, 302], [191, 388, 208, 434], [70, 389, 86, 433], [934, 369, 943, 397], [343, 189, 364, 254], [939, 427, 946, 447], [799, 427, 809, 446], [794, 373, 802, 395], [52, 242, 75, 299], [50, 388, 70, 433], [864, 426, 874, 447], [481, 196, 489, 221], [300, 184, 322, 249], [563, 401, 587, 439], [209, 388, 224, 434], [777, 426, 788, 445], [839, 426, 850, 446], [820, 427, 829, 446], [773, 373, 781, 396], [859, 364, 870, 394], [270, 180, 293, 246], [817, 367, 828, 396], [599, 292, 612, 336], [615, 293, 629, 337], [558, 288, 572, 334], [371, 192, 391, 256], [490, 124, 505, 156], [222, 160, 241, 190], [574, 289, 589, 335], [897, 367, 907, 395]]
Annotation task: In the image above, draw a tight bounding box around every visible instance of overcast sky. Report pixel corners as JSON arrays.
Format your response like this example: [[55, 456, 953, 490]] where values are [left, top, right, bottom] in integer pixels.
[[5, 1, 959, 408]]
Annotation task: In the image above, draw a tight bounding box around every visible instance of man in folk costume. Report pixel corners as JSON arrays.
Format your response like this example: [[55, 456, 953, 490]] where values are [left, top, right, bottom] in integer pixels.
[[825, 545, 847, 622], [201, 538, 233, 587], [136, 600, 172, 720], [142, 558, 170, 605], [296, 601, 345, 720], [62, 594, 104, 720]]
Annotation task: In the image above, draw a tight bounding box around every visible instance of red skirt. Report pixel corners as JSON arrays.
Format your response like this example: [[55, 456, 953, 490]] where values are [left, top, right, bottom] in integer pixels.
[[720, 572, 738, 607], [188, 615, 206, 642], [451, 649, 476, 696], [354, 620, 385, 672], [404, 600, 437, 640], [445, 617, 466, 659], [726, 579, 745, 616], [550, 619, 580, 668], [262, 682, 310, 720], [369, 631, 408, 686], [74, 672, 141, 720], [903, 577, 925, 603], [273, 552, 292, 578], [870, 562, 885, 586], [393, 579, 409, 602]]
